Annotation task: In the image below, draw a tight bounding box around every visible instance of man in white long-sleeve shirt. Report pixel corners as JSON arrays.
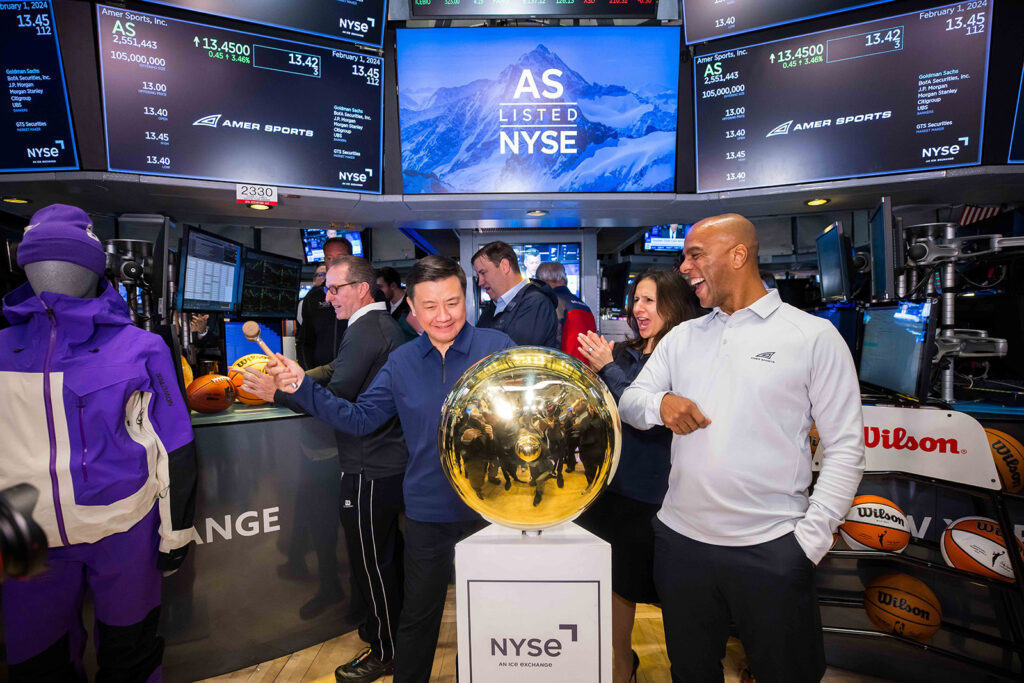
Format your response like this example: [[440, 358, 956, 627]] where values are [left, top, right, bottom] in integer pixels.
[[619, 214, 864, 683]]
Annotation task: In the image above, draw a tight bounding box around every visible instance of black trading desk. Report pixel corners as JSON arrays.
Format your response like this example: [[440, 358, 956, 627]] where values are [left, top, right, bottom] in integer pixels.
[[161, 405, 356, 681]]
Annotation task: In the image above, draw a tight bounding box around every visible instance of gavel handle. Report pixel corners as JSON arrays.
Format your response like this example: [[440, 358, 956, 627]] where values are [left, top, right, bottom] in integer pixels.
[[254, 339, 298, 389], [253, 338, 274, 357]]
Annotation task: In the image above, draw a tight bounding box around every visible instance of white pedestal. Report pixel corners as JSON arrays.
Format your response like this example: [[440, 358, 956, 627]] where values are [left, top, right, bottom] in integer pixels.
[[455, 522, 611, 682]]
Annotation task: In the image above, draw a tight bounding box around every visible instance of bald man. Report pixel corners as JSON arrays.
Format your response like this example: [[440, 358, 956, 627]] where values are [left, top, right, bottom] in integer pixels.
[[619, 214, 864, 683]]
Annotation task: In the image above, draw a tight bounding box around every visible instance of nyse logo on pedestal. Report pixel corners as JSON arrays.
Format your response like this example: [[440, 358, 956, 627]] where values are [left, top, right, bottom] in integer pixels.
[[491, 623, 578, 667]]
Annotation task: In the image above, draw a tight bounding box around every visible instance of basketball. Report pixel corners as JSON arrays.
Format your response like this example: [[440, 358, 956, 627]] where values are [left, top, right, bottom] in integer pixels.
[[988, 429, 1024, 493], [864, 572, 942, 641], [180, 355, 193, 388], [228, 353, 272, 406], [186, 374, 236, 414], [941, 516, 1021, 582], [839, 495, 910, 553]]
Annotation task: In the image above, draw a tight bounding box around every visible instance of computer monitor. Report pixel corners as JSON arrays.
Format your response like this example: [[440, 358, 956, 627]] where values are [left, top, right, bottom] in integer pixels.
[[239, 249, 303, 318], [644, 225, 688, 252], [812, 306, 862, 365], [177, 227, 243, 312], [301, 228, 363, 261], [223, 320, 281, 367], [859, 301, 937, 400], [869, 196, 900, 302], [816, 222, 852, 302], [480, 243, 582, 302]]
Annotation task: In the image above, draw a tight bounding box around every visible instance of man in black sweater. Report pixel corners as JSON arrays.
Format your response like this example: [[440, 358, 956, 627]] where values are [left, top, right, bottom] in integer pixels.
[[472, 241, 559, 348], [250, 254, 408, 683]]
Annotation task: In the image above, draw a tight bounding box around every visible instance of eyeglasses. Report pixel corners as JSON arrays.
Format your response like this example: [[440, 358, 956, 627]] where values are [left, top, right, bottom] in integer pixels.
[[326, 281, 361, 296]]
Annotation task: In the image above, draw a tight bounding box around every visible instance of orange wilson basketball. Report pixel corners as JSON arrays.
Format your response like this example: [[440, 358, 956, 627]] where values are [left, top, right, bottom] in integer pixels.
[[988, 429, 1024, 493], [864, 573, 942, 641], [228, 353, 271, 405], [839, 495, 910, 553], [941, 516, 1022, 582], [180, 355, 193, 388], [186, 374, 235, 414]]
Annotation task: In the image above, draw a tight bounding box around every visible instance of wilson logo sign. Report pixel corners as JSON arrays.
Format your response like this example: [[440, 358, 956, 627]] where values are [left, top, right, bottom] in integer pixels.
[[864, 427, 964, 454]]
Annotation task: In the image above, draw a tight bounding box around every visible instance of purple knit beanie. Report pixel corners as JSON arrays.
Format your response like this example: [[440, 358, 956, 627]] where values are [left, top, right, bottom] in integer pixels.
[[16, 204, 106, 276]]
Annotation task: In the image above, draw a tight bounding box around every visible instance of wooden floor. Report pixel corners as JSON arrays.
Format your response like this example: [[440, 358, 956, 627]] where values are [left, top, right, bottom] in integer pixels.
[[199, 588, 882, 683]]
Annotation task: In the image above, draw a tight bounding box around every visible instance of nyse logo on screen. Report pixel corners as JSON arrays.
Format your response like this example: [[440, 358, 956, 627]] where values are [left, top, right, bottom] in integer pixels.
[[498, 69, 579, 156], [921, 137, 969, 163], [26, 146, 61, 159]]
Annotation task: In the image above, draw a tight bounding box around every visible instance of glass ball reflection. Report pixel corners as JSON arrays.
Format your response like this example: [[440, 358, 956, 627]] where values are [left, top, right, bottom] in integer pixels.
[[438, 346, 621, 530]]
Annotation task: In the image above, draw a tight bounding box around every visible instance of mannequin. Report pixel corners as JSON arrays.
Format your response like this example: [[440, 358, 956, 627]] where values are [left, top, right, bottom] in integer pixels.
[[0, 204, 197, 682], [23, 261, 99, 299]]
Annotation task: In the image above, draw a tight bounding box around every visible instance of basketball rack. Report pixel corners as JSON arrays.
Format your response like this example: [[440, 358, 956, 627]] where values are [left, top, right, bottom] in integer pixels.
[[819, 470, 1024, 681]]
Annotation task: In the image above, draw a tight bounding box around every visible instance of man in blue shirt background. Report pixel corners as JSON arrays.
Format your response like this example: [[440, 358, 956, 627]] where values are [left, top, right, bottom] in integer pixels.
[[473, 240, 559, 348], [268, 255, 514, 683]]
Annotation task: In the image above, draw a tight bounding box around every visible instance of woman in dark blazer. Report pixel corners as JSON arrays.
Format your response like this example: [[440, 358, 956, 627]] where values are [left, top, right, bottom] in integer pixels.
[[576, 269, 699, 683]]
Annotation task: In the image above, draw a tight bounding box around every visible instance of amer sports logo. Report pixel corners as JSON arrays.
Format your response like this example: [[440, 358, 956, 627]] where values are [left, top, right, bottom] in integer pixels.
[[766, 120, 794, 137], [765, 111, 892, 137], [193, 114, 222, 128], [192, 114, 314, 138]]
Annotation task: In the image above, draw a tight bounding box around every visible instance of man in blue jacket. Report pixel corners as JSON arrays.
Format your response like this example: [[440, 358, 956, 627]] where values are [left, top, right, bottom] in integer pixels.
[[266, 255, 514, 683], [472, 241, 559, 348]]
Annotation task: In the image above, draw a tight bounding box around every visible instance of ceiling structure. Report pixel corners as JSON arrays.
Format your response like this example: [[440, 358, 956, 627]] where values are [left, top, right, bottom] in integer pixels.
[[2, 163, 1022, 225]]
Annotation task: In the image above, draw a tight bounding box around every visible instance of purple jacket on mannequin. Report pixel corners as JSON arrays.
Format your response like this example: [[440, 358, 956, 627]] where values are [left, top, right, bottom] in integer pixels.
[[0, 279, 197, 570]]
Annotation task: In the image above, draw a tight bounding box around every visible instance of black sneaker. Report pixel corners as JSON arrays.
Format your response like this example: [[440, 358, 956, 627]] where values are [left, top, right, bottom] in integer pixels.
[[335, 647, 393, 683]]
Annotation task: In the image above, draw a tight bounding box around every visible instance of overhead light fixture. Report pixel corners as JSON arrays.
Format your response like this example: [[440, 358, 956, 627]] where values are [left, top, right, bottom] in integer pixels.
[[2, 196, 30, 204], [805, 198, 830, 207], [247, 203, 272, 211], [527, 209, 548, 217]]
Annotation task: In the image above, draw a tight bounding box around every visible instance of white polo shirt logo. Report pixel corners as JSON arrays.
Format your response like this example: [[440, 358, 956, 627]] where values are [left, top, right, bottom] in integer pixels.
[[751, 351, 777, 363]]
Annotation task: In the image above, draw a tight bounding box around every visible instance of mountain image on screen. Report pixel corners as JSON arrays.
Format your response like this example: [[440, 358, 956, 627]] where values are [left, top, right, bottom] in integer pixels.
[[399, 41, 678, 194]]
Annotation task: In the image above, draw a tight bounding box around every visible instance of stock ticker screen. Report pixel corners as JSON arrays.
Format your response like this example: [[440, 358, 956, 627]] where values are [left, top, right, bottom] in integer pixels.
[[1, 0, 78, 172], [144, 0, 387, 48], [682, 0, 896, 44], [96, 5, 383, 193], [694, 1, 992, 193], [410, 0, 658, 19]]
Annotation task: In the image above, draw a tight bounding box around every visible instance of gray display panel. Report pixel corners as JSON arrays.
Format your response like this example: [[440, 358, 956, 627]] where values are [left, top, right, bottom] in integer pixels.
[[97, 5, 383, 193], [694, 1, 992, 192], [0, 0, 77, 172]]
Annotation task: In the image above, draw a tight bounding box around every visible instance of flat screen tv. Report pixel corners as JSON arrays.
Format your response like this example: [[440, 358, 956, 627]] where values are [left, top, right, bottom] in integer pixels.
[[396, 26, 680, 194]]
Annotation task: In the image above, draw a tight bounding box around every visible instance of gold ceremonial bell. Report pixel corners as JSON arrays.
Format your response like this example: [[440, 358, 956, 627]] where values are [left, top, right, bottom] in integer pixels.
[[438, 347, 621, 531]]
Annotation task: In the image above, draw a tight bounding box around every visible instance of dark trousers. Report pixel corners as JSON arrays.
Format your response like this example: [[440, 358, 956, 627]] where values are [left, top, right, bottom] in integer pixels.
[[2, 506, 163, 682], [394, 518, 485, 683], [653, 519, 825, 683], [339, 471, 405, 663]]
